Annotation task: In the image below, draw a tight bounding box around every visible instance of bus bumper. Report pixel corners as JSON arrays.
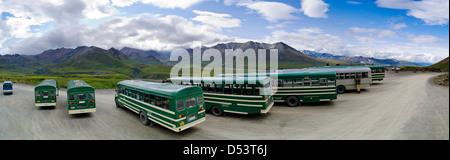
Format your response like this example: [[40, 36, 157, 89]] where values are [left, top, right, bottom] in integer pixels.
[[35, 103, 57, 107], [68, 108, 96, 114], [174, 117, 206, 132], [260, 101, 274, 114]]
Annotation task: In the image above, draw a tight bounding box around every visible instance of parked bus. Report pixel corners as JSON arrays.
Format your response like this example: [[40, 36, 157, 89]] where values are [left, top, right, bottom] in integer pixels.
[[115, 80, 206, 132], [217, 71, 337, 107], [2, 81, 13, 95], [34, 79, 58, 107], [316, 65, 385, 82], [167, 76, 274, 116], [281, 67, 372, 94], [67, 80, 96, 114], [366, 65, 385, 82]]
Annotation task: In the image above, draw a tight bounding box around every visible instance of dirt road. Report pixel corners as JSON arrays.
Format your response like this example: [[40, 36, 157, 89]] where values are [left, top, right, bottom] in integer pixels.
[[0, 71, 448, 140]]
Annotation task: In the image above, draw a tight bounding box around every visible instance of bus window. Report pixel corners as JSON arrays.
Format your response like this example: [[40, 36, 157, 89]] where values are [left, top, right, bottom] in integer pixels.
[[143, 94, 149, 103], [345, 73, 350, 79], [356, 72, 362, 78], [198, 96, 204, 105], [51, 90, 56, 96], [163, 97, 169, 109], [42, 91, 49, 96], [186, 97, 196, 109], [177, 100, 185, 111], [216, 84, 224, 94], [77, 94, 86, 100], [278, 79, 283, 87], [328, 79, 335, 86], [294, 79, 303, 87], [319, 78, 327, 86], [88, 93, 94, 99], [362, 72, 368, 78], [303, 78, 311, 86], [311, 79, 319, 86], [150, 94, 155, 105], [339, 73, 345, 79], [156, 96, 162, 107], [244, 84, 254, 95], [233, 84, 241, 95], [36, 91, 41, 96], [224, 84, 232, 94], [283, 80, 293, 87], [69, 94, 75, 101]]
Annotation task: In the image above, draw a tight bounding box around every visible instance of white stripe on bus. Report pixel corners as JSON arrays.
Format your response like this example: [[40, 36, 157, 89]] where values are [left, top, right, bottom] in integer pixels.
[[120, 98, 185, 122]]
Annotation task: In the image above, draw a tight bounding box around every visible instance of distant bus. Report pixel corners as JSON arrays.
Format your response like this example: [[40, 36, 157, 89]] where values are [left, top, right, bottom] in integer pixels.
[[115, 80, 206, 132], [281, 67, 372, 94], [67, 80, 96, 114], [35, 79, 58, 107], [366, 65, 385, 82], [217, 71, 337, 107], [167, 76, 274, 116], [317, 65, 385, 82], [2, 81, 13, 95]]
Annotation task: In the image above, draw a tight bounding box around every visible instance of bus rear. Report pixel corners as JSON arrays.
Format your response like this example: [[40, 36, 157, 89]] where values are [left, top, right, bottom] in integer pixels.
[[173, 87, 206, 132], [35, 87, 57, 107], [2, 81, 13, 95]]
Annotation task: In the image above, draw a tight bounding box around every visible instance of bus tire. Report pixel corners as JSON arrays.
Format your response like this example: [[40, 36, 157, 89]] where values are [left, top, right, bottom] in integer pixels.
[[115, 97, 121, 108], [139, 111, 150, 125], [337, 85, 346, 94], [210, 105, 223, 116], [286, 96, 299, 107]]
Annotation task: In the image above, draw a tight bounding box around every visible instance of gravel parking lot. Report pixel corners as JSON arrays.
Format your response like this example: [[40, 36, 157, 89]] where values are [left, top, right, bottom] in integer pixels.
[[0, 71, 448, 140]]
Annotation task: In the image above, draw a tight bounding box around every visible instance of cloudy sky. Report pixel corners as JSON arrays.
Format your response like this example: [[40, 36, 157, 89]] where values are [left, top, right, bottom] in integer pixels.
[[0, 0, 448, 63]]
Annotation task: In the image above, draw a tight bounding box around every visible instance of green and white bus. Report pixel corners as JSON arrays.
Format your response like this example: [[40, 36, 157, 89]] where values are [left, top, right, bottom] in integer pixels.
[[281, 67, 372, 94], [115, 80, 206, 132], [366, 65, 385, 82], [35, 79, 58, 107], [167, 76, 274, 116], [67, 80, 96, 114], [217, 71, 337, 107]]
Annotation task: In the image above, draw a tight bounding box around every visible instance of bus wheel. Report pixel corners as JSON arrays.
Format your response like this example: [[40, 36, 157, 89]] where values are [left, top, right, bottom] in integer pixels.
[[210, 105, 223, 116], [115, 98, 121, 108], [337, 85, 346, 94], [286, 96, 299, 107], [139, 111, 150, 125]]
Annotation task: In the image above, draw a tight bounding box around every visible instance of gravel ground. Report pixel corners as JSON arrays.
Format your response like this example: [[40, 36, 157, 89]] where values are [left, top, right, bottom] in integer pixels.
[[0, 71, 448, 140]]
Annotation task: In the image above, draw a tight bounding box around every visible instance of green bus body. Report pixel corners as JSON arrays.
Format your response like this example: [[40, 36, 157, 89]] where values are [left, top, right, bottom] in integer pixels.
[[115, 80, 206, 132], [366, 65, 385, 81], [167, 76, 274, 116], [217, 71, 337, 106], [67, 80, 96, 114], [34, 79, 58, 107]]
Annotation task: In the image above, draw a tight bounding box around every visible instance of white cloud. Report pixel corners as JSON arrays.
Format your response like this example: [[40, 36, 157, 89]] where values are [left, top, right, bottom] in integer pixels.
[[264, 27, 448, 63], [301, 0, 329, 18], [347, 1, 362, 5], [238, 1, 299, 22], [1, 15, 234, 54], [348, 27, 397, 39], [141, 0, 206, 9], [391, 23, 407, 29], [375, 0, 449, 25], [192, 10, 241, 28], [82, 0, 118, 19], [111, 0, 140, 7], [408, 34, 440, 44]]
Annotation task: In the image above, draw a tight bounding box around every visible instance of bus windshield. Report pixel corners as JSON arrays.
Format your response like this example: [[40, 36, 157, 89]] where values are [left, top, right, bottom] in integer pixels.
[[3, 84, 12, 89]]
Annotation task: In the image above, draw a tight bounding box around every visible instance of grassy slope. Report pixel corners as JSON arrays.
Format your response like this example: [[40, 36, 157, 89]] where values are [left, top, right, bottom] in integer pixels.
[[401, 57, 449, 72]]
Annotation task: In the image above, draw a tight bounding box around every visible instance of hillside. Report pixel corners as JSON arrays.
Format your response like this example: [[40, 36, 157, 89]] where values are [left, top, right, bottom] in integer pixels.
[[50, 47, 145, 77], [428, 57, 449, 72]]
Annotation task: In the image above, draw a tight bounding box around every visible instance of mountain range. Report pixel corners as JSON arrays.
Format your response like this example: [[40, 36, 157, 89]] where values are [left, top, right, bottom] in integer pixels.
[[302, 50, 432, 66], [0, 41, 431, 79]]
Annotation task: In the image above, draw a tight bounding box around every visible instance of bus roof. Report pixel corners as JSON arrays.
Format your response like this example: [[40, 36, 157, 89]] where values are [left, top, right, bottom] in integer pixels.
[[216, 71, 336, 79], [36, 79, 57, 88], [67, 80, 93, 91], [117, 80, 202, 97], [167, 76, 270, 85], [281, 67, 371, 73], [3, 81, 12, 84], [314, 65, 385, 69]]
